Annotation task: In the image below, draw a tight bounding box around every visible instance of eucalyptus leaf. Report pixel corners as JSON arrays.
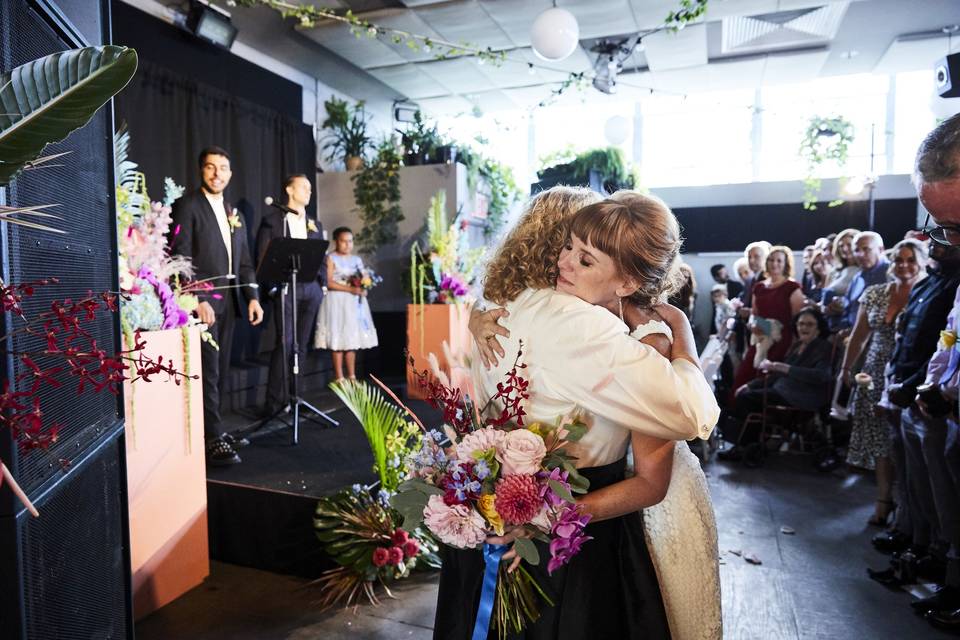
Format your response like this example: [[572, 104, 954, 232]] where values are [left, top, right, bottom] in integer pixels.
[[397, 478, 443, 496], [548, 478, 575, 504], [562, 422, 588, 443], [568, 469, 590, 494], [0, 46, 138, 185], [513, 538, 540, 566]]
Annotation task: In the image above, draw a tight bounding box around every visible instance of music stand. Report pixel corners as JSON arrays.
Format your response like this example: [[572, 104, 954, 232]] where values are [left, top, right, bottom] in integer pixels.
[[248, 237, 339, 444]]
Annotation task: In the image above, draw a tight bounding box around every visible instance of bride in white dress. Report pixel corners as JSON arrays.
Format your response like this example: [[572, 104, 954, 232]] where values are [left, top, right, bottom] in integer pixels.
[[470, 186, 722, 640]]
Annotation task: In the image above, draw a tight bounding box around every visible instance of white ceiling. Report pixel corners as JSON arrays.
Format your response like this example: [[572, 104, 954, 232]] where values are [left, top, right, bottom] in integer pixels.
[[224, 0, 960, 116]]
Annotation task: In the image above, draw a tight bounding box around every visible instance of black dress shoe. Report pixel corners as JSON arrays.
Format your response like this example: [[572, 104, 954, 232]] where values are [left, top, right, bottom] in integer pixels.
[[872, 530, 911, 554], [917, 555, 947, 583], [867, 566, 904, 588], [206, 438, 241, 467], [913, 586, 960, 615], [222, 432, 250, 449], [717, 446, 744, 461], [926, 607, 960, 632]]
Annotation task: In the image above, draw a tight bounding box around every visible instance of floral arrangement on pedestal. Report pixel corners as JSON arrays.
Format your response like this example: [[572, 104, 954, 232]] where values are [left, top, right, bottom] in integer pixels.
[[310, 379, 441, 610], [408, 190, 484, 306]]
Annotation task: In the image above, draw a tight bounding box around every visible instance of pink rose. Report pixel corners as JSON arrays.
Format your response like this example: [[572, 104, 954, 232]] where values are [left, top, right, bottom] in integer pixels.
[[388, 546, 404, 565], [496, 429, 546, 476], [403, 539, 420, 558], [372, 547, 389, 567], [423, 494, 487, 549]]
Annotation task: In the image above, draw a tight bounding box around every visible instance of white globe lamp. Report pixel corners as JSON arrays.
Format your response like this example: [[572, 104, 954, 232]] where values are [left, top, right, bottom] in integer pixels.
[[530, 8, 580, 62], [604, 115, 630, 146]]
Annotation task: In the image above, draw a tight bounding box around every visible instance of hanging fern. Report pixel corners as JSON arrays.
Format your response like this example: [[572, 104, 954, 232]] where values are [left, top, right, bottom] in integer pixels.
[[799, 115, 855, 211]]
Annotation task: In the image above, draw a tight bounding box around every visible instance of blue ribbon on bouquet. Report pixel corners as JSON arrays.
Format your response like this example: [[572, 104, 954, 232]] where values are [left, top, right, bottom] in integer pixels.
[[472, 542, 507, 640]]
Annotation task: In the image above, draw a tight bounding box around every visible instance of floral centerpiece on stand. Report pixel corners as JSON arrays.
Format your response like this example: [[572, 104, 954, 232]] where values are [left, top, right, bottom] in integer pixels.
[[310, 380, 441, 610], [390, 349, 593, 640], [408, 190, 484, 307]]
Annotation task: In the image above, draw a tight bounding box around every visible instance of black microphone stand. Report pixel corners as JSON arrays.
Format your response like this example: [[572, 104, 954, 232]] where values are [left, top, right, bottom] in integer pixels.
[[244, 216, 338, 444]]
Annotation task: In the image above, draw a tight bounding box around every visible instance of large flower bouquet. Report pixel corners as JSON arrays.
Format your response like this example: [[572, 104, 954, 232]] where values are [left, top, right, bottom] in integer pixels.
[[391, 349, 593, 639]]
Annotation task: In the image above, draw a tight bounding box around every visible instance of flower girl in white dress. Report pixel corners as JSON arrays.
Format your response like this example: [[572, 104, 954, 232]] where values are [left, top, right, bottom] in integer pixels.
[[314, 227, 378, 381]]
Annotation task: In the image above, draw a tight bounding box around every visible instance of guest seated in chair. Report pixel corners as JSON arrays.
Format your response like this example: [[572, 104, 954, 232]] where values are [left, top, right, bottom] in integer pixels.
[[719, 306, 833, 460]]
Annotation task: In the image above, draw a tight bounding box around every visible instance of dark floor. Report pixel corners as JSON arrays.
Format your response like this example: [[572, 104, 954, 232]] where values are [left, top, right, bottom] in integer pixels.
[[136, 443, 949, 640]]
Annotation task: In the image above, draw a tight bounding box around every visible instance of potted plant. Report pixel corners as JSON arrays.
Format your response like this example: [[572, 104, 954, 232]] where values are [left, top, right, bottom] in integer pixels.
[[321, 97, 371, 171], [399, 110, 442, 166]]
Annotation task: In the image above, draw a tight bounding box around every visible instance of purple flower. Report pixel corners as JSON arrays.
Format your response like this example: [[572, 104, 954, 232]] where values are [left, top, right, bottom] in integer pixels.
[[546, 502, 592, 574], [439, 274, 469, 298], [538, 467, 571, 508]]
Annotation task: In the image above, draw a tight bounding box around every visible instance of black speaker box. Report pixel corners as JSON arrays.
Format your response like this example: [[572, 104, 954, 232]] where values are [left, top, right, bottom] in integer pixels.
[[936, 51, 960, 99], [0, 0, 133, 638]]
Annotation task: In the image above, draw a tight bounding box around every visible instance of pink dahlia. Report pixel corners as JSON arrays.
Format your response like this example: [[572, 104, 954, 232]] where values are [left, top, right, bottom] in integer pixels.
[[423, 494, 487, 549], [388, 546, 404, 565], [403, 539, 420, 558], [372, 547, 389, 567], [494, 475, 542, 525], [455, 427, 506, 461]]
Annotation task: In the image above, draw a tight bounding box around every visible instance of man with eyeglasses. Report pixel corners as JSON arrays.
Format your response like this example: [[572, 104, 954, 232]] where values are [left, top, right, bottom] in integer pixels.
[[873, 113, 960, 630]]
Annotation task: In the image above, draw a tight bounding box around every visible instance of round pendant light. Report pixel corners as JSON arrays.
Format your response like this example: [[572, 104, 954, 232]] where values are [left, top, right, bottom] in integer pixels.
[[530, 8, 580, 62]]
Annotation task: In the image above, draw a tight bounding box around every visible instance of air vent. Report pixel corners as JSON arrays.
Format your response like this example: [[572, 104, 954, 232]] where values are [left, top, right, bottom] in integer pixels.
[[722, 3, 849, 54]]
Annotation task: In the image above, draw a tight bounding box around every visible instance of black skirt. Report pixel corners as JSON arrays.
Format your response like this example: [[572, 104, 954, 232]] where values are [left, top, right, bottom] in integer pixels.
[[432, 457, 671, 640]]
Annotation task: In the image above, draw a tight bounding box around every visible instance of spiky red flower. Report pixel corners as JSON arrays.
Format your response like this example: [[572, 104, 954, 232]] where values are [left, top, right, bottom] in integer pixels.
[[494, 474, 542, 525]]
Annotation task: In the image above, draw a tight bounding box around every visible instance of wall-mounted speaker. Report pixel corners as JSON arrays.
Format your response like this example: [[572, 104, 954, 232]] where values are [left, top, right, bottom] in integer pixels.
[[935, 51, 960, 99]]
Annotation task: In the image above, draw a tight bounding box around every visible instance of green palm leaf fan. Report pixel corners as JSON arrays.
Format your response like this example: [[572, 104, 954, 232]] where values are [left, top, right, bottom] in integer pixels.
[[329, 380, 406, 492], [0, 46, 139, 186]]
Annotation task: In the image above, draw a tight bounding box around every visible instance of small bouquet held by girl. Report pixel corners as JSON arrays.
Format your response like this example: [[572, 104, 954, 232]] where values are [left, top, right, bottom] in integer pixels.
[[391, 349, 593, 639], [346, 266, 382, 295]]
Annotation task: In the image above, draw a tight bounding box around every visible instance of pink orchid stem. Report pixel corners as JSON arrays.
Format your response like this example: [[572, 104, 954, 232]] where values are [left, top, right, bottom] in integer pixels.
[[369, 374, 428, 434], [1, 460, 38, 517]]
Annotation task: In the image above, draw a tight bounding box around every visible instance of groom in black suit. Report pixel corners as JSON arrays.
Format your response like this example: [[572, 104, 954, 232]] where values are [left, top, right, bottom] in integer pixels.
[[256, 173, 325, 415], [169, 146, 264, 466]]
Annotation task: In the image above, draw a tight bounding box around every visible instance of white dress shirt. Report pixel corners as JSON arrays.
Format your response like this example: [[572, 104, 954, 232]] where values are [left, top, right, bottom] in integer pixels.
[[285, 212, 308, 239], [470, 288, 720, 468], [203, 191, 233, 274]]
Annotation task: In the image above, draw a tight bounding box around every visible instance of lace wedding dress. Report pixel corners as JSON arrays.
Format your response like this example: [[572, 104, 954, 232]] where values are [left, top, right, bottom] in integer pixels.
[[632, 321, 723, 640]]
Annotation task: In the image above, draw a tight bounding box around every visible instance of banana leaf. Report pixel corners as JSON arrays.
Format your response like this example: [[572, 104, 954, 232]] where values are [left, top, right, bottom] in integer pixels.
[[0, 46, 138, 184]]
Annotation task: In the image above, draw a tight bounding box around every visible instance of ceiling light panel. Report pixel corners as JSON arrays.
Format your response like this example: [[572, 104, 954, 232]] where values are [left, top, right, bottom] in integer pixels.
[[643, 22, 708, 71], [480, 0, 553, 47], [416, 0, 514, 49], [418, 56, 500, 94], [559, 0, 639, 39], [369, 9, 447, 63], [366, 63, 450, 99]]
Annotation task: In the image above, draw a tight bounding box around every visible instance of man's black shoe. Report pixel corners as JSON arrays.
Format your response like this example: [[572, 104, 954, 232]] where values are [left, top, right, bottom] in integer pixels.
[[206, 438, 241, 467], [927, 607, 960, 632], [912, 586, 960, 615], [717, 446, 744, 462], [867, 566, 903, 588], [222, 432, 250, 449], [872, 530, 911, 554]]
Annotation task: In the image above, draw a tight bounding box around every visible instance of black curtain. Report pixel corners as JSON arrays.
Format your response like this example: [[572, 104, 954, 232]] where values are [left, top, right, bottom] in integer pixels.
[[114, 59, 316, 362]]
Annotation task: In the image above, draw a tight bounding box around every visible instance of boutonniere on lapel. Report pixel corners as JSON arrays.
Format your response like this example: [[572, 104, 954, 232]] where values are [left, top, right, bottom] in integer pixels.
[[307, 219, 318, 234], [227, 209, 242, 232]]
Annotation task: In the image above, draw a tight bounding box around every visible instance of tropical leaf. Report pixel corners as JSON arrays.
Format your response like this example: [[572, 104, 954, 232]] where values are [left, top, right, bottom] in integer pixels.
[[329, 380, 406, 491], [0, 46, 138, 184]]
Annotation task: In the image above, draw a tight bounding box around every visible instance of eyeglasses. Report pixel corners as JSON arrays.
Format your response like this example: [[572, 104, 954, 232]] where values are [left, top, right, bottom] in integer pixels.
[[922, 213, 960, 246]]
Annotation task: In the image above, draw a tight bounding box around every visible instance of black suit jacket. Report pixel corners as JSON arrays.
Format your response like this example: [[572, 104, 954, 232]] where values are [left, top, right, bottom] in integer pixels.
[[168, 189, 259, 316], [255, 209, 326, 301]]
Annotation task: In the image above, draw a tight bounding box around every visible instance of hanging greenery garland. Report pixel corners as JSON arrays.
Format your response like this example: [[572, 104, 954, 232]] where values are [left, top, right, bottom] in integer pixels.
[[799, 115, 855, 211]]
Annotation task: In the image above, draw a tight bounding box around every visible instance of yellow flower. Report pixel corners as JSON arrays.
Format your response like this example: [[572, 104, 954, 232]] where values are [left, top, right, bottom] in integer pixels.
[[227, 213, 242, 230], [941, 330, 957, 349], [307, 220, 318, 233], [525, 422, 546, 438], [477, 494, 504, 536]]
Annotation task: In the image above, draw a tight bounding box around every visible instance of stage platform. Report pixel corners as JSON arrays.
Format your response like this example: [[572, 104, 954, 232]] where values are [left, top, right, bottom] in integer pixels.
[[206, 378, 440, 578]]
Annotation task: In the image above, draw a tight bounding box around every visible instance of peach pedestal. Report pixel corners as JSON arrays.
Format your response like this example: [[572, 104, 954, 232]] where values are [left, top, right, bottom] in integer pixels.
[[406, 304, 474, 400], [123, 326, 208, 620]]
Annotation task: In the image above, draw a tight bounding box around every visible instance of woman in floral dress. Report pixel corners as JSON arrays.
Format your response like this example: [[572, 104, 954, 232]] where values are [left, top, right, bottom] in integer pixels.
[[839, 239, 926, 526]]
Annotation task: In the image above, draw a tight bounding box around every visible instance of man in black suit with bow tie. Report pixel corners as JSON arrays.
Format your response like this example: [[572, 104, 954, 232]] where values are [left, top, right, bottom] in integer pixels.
[[256, 174, 325, 416], [169, 146, 264, 466]]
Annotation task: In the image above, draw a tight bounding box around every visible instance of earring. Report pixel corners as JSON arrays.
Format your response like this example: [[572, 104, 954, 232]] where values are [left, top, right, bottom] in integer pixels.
[[618, 296, 624, 323]]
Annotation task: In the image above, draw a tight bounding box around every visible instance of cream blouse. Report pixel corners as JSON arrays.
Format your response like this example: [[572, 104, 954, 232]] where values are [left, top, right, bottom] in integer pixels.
[[471, 288, 720, 468]]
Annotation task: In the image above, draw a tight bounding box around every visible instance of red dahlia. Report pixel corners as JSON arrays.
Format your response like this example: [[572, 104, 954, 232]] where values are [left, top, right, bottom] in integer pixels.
[[494, 475, 542, 525]]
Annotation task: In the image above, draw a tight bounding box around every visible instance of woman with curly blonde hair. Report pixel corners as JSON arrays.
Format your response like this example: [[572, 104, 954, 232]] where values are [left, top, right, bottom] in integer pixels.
[[437, 189, 721, 640]]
